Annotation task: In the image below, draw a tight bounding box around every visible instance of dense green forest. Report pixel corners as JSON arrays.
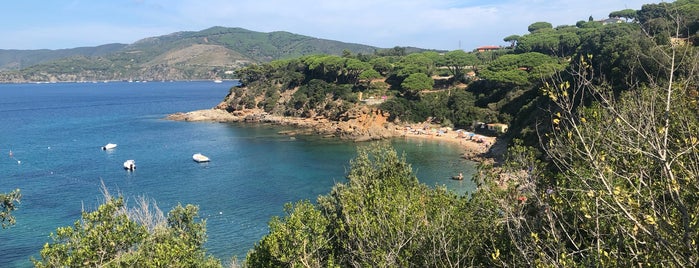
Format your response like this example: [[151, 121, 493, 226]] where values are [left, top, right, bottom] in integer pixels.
[[5, 0, 699, 267], [223, 0, 698, 149]]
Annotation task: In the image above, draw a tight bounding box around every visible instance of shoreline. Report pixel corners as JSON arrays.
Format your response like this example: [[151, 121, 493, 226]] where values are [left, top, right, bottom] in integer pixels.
[[399, 127, 497, 162], [166, 108, 498, 162]]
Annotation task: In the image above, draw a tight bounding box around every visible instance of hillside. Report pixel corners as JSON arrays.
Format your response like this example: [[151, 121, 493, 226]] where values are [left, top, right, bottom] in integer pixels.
[[0, 26, 387, 82], [0, 43, 126, 71], [216, 1, 699, 267]]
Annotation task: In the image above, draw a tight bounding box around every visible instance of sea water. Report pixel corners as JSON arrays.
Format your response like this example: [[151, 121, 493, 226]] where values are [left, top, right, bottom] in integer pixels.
[[0, 81, 476, 267]]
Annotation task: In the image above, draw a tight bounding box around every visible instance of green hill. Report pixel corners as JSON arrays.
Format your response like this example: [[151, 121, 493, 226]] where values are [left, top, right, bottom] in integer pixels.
[[0, 26, 388, 82], [0, 43, 126, 71]]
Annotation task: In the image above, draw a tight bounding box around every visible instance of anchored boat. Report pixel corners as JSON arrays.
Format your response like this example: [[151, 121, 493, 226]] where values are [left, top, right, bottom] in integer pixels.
[[102, 143, 117, 150], [192, 153, 210, 163], [123, 160, 136, 171]]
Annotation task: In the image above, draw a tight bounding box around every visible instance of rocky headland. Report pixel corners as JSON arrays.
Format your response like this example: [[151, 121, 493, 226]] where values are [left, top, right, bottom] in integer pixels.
[[167, 105, 402, 142], [167, 80, 498, 161], [167, 105, 497, 162]]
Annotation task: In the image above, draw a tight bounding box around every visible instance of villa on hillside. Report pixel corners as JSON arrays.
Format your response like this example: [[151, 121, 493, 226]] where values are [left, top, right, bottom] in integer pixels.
[[487, 123, 509, 134], [358, 92, 386, 105], [475, 45, 501, 52], [600, 17, 625, 25], [473, 122, 509, 134]]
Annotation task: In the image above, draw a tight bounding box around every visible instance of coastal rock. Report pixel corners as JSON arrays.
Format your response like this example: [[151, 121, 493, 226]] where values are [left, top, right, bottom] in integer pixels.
[[167, 105, 399, 141], [166, 77, 501, 164], [166, 109, 240, 122], [167, 106, 499, 164]]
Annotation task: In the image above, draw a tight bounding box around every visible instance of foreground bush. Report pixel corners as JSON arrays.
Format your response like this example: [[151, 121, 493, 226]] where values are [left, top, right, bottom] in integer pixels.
[[33, 192, 221, 268], [246, 144, 500, 267]]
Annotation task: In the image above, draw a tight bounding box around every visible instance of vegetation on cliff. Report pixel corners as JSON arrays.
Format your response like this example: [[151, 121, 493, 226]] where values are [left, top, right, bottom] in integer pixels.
[[247, 144, 499, 267], [238, 1, 699, 266], [223, 0, 698, 149], [223, 46, 503, 134], [32, 188, 221, 267]]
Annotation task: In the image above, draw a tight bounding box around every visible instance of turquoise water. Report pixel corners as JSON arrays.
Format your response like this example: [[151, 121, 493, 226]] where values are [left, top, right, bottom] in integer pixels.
[[0, 81, 476, 267]]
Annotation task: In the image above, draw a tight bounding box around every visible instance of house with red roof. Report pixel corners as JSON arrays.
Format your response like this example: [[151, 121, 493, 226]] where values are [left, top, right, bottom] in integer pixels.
[[476, 45, 501, 52]]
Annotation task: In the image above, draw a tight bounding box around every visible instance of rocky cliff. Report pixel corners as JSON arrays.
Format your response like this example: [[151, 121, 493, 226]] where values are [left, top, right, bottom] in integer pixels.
[[169, 83, 402, 141]]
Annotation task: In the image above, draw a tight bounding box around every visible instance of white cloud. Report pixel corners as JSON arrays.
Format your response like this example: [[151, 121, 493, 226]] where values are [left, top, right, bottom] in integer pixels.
[[5, 24, 176, 50], [0, 0, 655, 50]]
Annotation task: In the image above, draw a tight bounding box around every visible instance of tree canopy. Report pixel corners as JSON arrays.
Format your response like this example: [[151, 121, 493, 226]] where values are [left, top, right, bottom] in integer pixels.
[[33, 194, 221, 267], [527, 21, 553, 32], [443, 49, 478, 80], [0, 189, 21, 229], [400, 73, 434, 93], [609, 8, 638, 21], [246, 144, 499, 267], [503, 34, 521, 47], [478, 52, 562, 86]]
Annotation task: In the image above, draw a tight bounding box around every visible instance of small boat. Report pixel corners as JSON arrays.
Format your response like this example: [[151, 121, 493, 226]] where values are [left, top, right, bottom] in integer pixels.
[[102, 143, 117, 150], [192, 153, 210, 163], [451, 173, 464, 180], [123, 160, 136, 171], [213, 79, 223, 83]]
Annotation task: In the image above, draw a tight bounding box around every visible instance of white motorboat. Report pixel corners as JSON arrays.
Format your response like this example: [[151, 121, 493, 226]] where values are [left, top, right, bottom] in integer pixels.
[[123, 160, 136, 170], [192, 153, 210, 163], [102, 143, 117, 150]]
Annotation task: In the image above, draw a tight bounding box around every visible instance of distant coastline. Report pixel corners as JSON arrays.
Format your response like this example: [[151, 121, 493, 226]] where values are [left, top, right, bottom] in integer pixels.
[[0, 79, 237, 84], [166, 108, 498, 162]]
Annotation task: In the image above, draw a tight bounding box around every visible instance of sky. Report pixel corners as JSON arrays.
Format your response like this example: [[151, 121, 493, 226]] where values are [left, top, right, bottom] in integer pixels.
[[1, 0, 660, 51]]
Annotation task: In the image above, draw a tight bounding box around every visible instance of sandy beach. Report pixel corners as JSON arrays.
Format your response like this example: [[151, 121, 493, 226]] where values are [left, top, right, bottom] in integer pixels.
[[398, 124, 497, 160]]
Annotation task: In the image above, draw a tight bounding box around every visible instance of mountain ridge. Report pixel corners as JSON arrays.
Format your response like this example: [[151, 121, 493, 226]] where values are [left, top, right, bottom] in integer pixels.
[[0, 26, 423, 82], [0, 43, 127, 71]]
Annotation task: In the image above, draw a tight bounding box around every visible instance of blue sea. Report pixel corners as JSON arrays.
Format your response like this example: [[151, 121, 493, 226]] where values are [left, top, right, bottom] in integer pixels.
[[0, 81, 477, 267]]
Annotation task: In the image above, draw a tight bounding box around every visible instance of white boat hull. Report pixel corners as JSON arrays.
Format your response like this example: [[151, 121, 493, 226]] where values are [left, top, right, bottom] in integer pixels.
[[193, 153, 210, 163], [102, 143, 117, 150]]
